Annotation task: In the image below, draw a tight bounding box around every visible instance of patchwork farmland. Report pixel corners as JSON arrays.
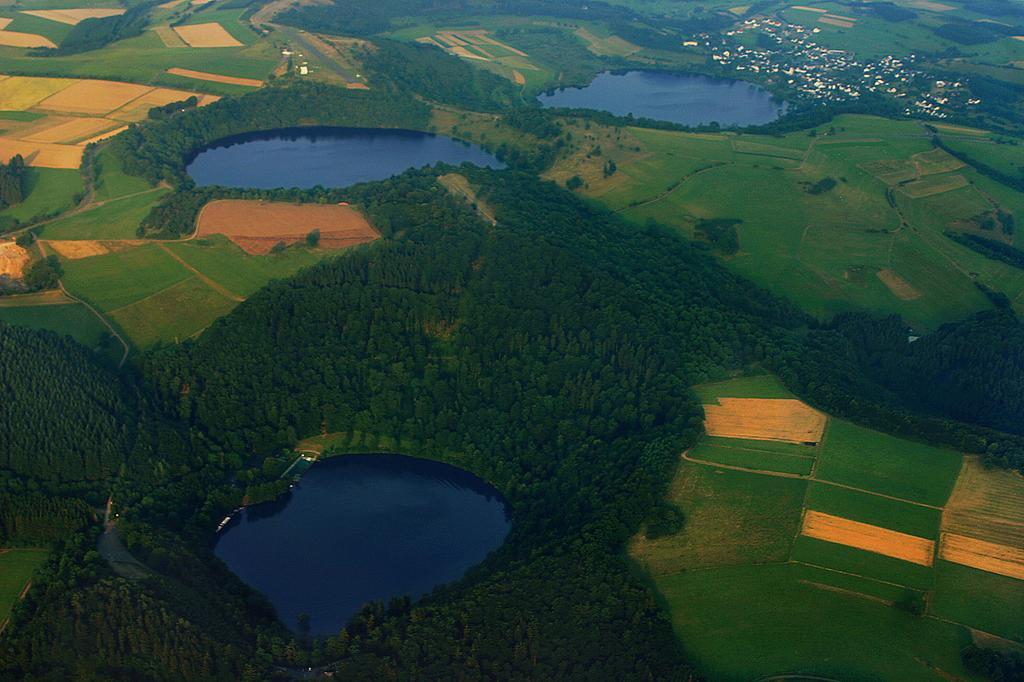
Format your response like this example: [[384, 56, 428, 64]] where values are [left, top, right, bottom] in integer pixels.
[[631, 374, 1024, 680], [0, 75, 216, 169]]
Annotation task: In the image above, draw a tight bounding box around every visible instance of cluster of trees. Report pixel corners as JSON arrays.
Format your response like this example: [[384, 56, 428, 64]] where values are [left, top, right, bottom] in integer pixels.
[[0, 154, 26, 209], [695, 217, 741, 254], [946, 231, 1024, 269], [361, 40, 518, 112], [962, 645, 1024, 681], [38, 2, 155, 55], [934, 19, 1023, 45], [149, 95, 199, 120], [109, 82, 431, 186]]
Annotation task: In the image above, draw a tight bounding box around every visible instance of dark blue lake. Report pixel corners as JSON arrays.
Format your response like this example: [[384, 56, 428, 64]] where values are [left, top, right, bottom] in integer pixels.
[[537, 71, 787, 126], [187, 127, 504, 189], [213, 454, 510, 636]]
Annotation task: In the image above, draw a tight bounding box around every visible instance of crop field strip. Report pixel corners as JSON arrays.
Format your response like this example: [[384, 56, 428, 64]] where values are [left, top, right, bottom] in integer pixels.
[[800, 510, 936, 566]]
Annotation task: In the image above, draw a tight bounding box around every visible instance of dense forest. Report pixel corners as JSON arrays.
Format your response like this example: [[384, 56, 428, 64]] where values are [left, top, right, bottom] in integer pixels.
[[0, 323, 139, 484]]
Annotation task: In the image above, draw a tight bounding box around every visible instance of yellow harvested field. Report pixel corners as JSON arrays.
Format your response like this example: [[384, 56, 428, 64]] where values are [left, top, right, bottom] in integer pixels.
[[159, 0, 188, 7], [792, 5, 828, 11], [703, 397, 827, 444], [153, 25, 187, 48], [0, 136, 81, 169], [512, 70, 525, 85], [436, 31, 467, 47], [0, 30, 56, 48], [43, 240, 110, 260], [0, 18, 10, 29], [196, 199, 379, 255], [0, 76, 72, 110], [37, 79, 153, 115], [940, 533, 1024, 580], [166, 67, 262, 87], [1013, 36, 1024, 42], [21, 117, 119, 144], [0, 241, 29, 278], [78, 125, 128, 145], [877, 268, 921, 301], [574, 27, 639, 57], [819, 16, 855, 28], [729, 5, 750, 15], [173, 22, 243, 48], [450, 45, 487, 60], [20, 8, 125, 25], [803, 510, 936, 566], [943, 456, 1024, 549]]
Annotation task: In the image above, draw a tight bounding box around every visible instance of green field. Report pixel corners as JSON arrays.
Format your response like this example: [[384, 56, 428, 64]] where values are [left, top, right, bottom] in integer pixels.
[[931, 561, 1024, 642], [0, 299, 108, 349], [164, 235, 328, 298], [61, 243, 192, 311], [57, 236, 341, 349], [108, 276, 237, 347], [37, 188, 168, 240], [689, 441, 815, 475], [815, 418, 962, 507], [560, 115, 1024, 329], [92, 147, 155, 203], [630, 463, 806, 574], [693, 373, 793, 401], [656, 562, 976, 681], [0, 168, 82, 225], [0, 549, 47, 625]]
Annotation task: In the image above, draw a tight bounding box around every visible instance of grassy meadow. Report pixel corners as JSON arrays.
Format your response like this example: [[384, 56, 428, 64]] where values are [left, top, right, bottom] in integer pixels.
[[553, 114, 1024, 330]]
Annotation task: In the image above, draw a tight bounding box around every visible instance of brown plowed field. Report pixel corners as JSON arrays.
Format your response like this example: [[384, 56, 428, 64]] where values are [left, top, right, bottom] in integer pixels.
[[196, 200, 379, 255], [703, 397, 827, 444], [939, 533, 1024, 580], [802, 510, 936, 566]]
